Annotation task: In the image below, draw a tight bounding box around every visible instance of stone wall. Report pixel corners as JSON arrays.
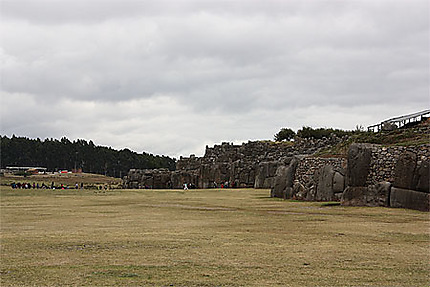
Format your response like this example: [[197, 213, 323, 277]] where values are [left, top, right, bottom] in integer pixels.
[[123, 132, 429, 211], [341, 143, 429, 211], [270, 156, 347, 201], [123, 168, 200, 189], [295, 157, 346, 194], [367, 145, 430, 185], [123, 136, 345, 189], [254, 161, 285, 189], [270, 142, 430, 210]]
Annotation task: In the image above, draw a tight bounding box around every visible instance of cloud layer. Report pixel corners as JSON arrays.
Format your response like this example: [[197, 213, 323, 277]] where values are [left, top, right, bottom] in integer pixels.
[[1, 0, 428, 157]]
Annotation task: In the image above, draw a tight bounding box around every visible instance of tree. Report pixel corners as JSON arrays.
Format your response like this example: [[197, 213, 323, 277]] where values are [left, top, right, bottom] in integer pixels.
[[297, 126, 352, 139], [0, 135, 176, 177], [274, 128, 296, 141]]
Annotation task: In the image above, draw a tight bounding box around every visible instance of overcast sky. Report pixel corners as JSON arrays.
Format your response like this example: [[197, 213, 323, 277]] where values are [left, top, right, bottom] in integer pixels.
[[1, 0, 428, 158]]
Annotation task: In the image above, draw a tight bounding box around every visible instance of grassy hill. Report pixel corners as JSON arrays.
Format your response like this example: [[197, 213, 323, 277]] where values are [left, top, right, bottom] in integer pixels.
[[315, 119, 429, 158]]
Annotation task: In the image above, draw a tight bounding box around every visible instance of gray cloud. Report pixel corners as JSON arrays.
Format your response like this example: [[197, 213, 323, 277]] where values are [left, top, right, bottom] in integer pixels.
[[1, 0, 428, 157]]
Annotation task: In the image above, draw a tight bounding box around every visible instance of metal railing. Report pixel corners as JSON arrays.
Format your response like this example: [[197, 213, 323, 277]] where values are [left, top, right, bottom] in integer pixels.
[[367, 109, 430, 132]]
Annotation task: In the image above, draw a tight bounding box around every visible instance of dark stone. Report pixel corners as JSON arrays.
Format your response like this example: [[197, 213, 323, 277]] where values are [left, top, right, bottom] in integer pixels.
[[341, 182, 391, 207], [284, 158, 299, 199], [255, 161, 280, 189], [270, 158, 299, 199], [125, 138, 344, 189], [346, 143, 372, 187], [315, 165, 335, 201], [333, 172, 345, 193], [393, 151, 417, 190], [293, 180, 306, 200], [366, 181, 391, 207], [390, 187, 430, 212], [414, 160, 429, 192], [305, 185, 317, 201], [341, 186, 368, 206], [271, 165, 288, 198]]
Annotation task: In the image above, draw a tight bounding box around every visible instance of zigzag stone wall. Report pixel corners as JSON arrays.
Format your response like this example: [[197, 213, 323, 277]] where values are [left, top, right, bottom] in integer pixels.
[[123, 136, 345, 189], [122, 132, 429, 211]]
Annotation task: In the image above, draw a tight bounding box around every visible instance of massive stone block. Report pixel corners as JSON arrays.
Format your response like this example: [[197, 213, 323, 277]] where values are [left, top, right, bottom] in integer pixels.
[[413, 160, 429, 193], [367, 181, 391, 207], [315, 165, 335, 201], [333, 171, 345, 193], [341, 182, 391, 207], [341, 186, 368, 206], [393, 151, 417, 190], [285, 158, 299, 199], [270, 158, 298, 199], [271, 165, 288, 198], [392, 151, 429, 193], [312, 164, 345, 201], [390, 187, 430, 211], [254, 161, 280, 189], [346, 143, 372, 187]]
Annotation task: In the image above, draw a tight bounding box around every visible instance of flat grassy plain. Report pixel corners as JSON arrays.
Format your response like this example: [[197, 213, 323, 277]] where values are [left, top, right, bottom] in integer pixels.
[[1, 187, 429, 286]]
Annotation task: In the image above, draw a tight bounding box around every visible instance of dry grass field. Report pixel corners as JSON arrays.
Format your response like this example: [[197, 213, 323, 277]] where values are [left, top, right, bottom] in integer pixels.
[[1, 186, 429, 286]]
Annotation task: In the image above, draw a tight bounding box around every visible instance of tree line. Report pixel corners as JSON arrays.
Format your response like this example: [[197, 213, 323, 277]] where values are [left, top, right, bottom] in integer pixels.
[[1, 135, 176, 177], [274, 126, 360, 141]]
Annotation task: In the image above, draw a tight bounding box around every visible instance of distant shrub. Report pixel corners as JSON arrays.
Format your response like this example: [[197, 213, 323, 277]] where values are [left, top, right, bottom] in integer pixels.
[[297, 126, 352, 139], [274, 128, 296, 141], [15, 171, 30, 177]]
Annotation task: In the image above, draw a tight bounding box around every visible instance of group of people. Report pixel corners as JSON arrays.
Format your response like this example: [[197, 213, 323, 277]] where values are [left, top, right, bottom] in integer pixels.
[[11, 182, 47, 189], [215, 181, 238, 188], [11, 182, 84, 190], [183, 181, 238, 190], [183, 183, 197, 190], [220, 181, 237, 188]]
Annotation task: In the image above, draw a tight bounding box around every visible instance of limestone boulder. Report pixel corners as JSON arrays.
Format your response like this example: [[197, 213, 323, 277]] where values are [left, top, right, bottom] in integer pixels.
[[333, 171, 345, 193], [341, 186, 368, 206], [346, 143, 372, 187], [413, 160, 429, 193], [315, 165, 335, 201], [254, 162, 267, 189], [393, 151, 417, 190], [366, 181, 391, 207], [254, 161, 280, 189], [390, 187, 430, 211], [271, 158, 299, 199], [341, 182, 391, 207], [271, 165, 288, 198], [284, 158, 299, 199]]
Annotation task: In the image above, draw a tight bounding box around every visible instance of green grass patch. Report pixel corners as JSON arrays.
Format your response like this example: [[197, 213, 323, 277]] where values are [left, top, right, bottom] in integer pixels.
[[320, 202, 342, 207]]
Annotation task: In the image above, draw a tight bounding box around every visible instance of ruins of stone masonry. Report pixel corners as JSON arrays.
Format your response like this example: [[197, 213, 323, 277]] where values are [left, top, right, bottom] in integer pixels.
[[123, 135, 345, 190], [124, 119, 430, 211], [270, 121, 430, 211]]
